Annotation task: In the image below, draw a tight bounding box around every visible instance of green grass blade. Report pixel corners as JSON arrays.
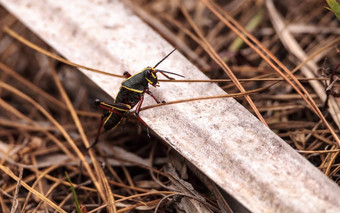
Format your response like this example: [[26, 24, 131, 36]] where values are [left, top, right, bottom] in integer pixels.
[[65, 171, 81, 213]]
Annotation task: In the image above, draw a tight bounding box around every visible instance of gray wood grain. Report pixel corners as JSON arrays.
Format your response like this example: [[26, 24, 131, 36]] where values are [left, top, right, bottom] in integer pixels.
[[2, 0, 340, 212]]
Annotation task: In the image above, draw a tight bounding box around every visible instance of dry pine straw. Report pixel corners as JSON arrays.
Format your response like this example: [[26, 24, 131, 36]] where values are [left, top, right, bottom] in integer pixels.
[[132, 0, 340, 178], [0, 18, 220, 213], [1, 0, 340, 212]]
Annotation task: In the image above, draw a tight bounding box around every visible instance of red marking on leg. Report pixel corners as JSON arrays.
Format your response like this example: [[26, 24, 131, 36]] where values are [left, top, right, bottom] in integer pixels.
[[145, 88, 160, 103], [135, 95, 148, 127], [135, 95, 144, 115], [123, 71, 132, 78], [88, 116, 104, 149], [136, 115, 147, 126]]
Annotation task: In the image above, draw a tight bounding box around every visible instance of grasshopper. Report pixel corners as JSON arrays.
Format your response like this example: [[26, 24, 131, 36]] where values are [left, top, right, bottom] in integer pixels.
[[90, 49, 184, 148]]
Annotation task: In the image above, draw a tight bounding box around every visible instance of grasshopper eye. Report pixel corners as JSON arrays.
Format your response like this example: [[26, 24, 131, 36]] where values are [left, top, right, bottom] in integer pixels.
[[146, 68, 157, 78]]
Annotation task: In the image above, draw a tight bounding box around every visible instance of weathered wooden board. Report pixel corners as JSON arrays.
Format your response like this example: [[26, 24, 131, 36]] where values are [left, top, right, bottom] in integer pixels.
[[1, 0, 340, 212]]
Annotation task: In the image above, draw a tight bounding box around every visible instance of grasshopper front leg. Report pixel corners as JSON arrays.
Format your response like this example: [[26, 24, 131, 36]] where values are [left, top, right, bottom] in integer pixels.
[[145, 88, 166, 104]]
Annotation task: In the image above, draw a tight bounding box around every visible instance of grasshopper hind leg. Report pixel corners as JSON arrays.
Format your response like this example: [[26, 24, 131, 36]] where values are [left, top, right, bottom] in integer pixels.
[[88, 100, 126, 149], [88, 115, 105, 150], [103, 113, 124, 130]]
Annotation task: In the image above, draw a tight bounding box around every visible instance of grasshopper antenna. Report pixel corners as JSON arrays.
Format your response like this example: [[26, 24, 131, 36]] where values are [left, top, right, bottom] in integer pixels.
[[153, 48, 185, 80], [155, 69, 185, 78], [153, 48, 177, 68]]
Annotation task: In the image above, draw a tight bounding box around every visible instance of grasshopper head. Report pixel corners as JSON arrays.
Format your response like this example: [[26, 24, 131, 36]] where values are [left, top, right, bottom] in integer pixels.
[[144, 67, 159, 87], [143, 49, 184, 87]]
